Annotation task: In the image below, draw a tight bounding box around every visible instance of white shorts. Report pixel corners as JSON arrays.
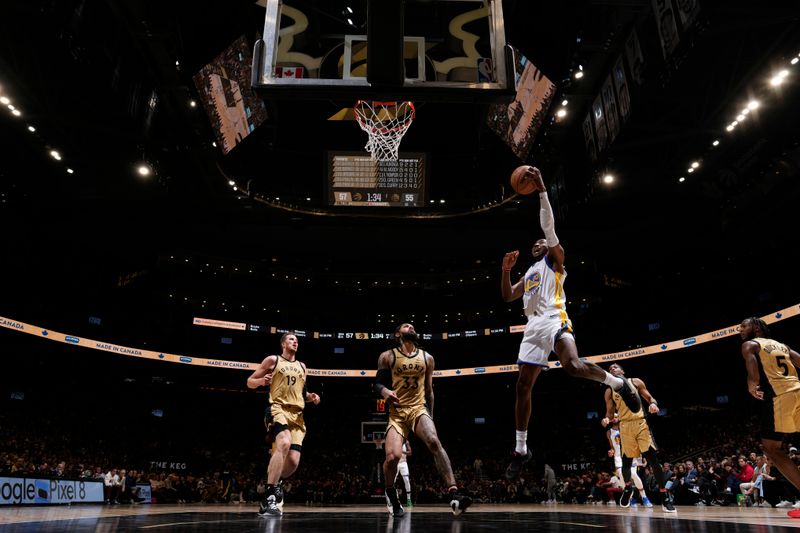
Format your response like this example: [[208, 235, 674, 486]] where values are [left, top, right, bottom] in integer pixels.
[[397, 461, 409, 477], [517, 313, 574, 367], [614, 453, 622, 469]]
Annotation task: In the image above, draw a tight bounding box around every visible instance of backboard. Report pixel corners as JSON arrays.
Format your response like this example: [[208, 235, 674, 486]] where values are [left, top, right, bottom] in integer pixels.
[[251, 0, 515, 103]]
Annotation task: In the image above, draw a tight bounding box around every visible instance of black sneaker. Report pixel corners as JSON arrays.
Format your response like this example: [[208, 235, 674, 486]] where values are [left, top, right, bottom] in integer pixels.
[[449, 489, 472, 516], [661, 492, 676, 513], [258, 494, 282, 517], [275, 482, 284, 511], [505, 449, 532, 480], [616, 379, 642, 413], [385, 487, 404, 517], [620, 486, 633, 508]]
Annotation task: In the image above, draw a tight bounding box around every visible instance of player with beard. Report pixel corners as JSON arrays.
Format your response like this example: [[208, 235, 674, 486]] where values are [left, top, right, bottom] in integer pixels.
[[375, 323, 471, 517], [739, 317, 800, 518], [501, 167, 642, 480]]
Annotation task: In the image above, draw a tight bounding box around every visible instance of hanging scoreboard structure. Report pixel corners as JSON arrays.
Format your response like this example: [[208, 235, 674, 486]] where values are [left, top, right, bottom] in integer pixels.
[[327, 151, 427, 207]]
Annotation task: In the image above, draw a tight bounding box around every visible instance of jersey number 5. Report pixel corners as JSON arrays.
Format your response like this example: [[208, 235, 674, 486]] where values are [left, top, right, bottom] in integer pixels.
[[777, 355, 790, 376]]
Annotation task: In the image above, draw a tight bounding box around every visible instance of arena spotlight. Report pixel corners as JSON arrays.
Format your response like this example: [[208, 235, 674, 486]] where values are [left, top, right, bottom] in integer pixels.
[[770, 70, 789, 86], [747, 100, 759, 110], [11, 109, 21, 117], [49, 150, 61, 160], [0, 96, 9, 105], [792, 57, 799, 65], [27, 125, 35, 132], [690, 161, 700, 169], [556, 109, 567, 118], [602, 174, 614, 184], [137, 164, 151, 176], [66, 168, 74, 174], [712, 140, 719, 146], [678, 177, 685, 183]]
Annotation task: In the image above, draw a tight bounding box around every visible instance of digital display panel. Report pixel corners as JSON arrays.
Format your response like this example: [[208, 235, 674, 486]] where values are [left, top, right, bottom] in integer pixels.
[[327, 152, 426, 207]]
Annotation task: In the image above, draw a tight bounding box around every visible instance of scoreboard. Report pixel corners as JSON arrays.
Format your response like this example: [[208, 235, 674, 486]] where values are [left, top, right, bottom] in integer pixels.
[[327, 151, 426, 207]]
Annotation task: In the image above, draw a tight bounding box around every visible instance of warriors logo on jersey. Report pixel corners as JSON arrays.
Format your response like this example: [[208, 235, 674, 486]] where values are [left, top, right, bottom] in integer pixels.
[[525, 272, 542, 294]]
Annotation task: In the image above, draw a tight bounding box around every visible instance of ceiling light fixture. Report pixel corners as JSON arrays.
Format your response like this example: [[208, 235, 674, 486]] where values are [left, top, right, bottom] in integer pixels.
[[49, 150, 61, 160], [556, 109, 567, 118], [602, 174, 614, 184], [27, 125, 35, 132], [747, 100, 759, 110], [712, 140, 719, 146], [678, 177, 685, 183], [0, 96, 9, 105], [137, 164, 151, 176]]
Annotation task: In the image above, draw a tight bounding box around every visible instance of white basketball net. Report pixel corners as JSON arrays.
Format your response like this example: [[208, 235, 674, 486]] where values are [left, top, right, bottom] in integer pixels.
[[353, 100, 416, 161]]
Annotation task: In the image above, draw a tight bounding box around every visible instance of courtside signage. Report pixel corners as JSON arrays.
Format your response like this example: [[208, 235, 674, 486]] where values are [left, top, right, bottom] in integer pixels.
[[0, 478, 103, 505]]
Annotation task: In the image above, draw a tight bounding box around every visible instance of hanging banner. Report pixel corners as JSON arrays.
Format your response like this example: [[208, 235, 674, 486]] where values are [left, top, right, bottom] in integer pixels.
[[582, 113, 598, 163], [601, 74, 620, 143], [625, 30, 645, 86], [612, 56, 631, 122], [653, 0, 680, 59], [676, 0, 701, 31], [592, 94, 608, 153]]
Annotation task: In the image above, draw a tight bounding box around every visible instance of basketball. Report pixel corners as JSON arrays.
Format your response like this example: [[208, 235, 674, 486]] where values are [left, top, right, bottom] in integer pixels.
[[510, 165, 537, 195]]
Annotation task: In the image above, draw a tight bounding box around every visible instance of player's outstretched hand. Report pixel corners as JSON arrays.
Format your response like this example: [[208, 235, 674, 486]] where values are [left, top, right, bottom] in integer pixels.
[[502, 251, 519, 271], [525, 166, 545, 192]]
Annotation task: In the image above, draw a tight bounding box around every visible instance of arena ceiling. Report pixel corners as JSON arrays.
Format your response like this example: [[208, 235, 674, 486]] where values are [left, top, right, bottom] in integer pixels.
[[0, 0, 798, 332]]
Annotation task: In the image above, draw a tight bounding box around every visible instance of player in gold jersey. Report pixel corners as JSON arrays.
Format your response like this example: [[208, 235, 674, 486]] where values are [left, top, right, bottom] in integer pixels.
[[601, 363, 675, 512], [739, 316, 800, 519], [247, 333, 321, 517], [375, 323, 471, 517]]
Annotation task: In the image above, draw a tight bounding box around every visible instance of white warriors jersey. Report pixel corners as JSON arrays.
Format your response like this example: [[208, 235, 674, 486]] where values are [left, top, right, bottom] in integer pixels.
[[610, 427, 621, 457], [522, 256, 568, 320]]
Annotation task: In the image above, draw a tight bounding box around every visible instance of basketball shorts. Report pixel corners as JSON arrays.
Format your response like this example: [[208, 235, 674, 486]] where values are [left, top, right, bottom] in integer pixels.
[[387, 404, 430, 441], [270, 403, 306, 451], [761, 391, 800, 439], [619, 418, 656, 458], [517, 313, 574, 366]]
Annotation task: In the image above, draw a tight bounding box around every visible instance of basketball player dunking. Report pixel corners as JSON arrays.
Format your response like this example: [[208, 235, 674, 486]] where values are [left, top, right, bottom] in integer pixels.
[[601, 363, 675, 512], [247, 333, 321, 517], [501, 166, 642, 480], [375, 323, 471, 517]]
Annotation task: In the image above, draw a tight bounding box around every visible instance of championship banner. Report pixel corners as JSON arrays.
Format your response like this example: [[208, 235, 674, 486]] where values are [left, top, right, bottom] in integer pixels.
[[625, 30, 645, 86], [676, 0, 701, 32], [601, 74, 620, 143], [583, 113, 598, 162], [0, 305, 798, 377], [592, 94, 608, 152], [653, 0, 680, 60], [612, 56, 631, 122]]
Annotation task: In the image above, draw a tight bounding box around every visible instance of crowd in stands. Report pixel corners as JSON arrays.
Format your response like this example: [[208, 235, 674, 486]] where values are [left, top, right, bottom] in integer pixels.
[[2, 407, 799, 510]]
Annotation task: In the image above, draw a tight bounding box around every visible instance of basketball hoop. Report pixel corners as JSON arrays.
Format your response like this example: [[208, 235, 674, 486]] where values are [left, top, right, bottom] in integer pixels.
[[354, 100, 415, 161]]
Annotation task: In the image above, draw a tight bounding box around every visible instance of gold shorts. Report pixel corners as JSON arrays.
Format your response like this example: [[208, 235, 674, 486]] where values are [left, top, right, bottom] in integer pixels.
[[387, 404, 430, 440], [772, 392, 800, 434], [270, 404, 306, 450], [619, 418, 655, 458]]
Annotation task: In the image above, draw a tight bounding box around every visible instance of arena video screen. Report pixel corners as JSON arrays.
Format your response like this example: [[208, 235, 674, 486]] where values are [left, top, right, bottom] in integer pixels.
[[327, 152, 427, 207], [193, 35, 268, 154], [486, 46, 556, 161]]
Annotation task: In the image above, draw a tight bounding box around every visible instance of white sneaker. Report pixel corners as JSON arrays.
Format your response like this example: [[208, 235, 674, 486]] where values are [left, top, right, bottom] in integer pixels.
[[793, 501, 800, 509], [776, 500, 793, 508]]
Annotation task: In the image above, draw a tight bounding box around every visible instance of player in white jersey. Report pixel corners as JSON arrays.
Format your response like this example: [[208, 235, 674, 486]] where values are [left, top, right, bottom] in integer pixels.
[[607, 421, 652, 507], [394, 440, 413, 507], [501, 166, 642, 480]]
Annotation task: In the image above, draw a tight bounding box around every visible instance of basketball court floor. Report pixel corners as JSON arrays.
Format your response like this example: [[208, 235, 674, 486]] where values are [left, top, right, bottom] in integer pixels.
[[1, 504, 797, 532]]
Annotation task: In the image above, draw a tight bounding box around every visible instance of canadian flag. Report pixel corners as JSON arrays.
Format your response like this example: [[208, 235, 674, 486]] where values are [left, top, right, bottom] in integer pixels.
[[275, 66, 304, 78]]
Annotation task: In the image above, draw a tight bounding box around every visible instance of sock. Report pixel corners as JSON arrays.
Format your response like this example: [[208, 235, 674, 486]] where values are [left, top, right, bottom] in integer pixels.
[[515, 431, 528, 454], [603, 373, 624, 390]]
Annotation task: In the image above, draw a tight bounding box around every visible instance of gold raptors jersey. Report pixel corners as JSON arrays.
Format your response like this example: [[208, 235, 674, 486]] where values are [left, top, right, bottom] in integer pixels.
[[269, 356, 306, 409], [753, 337, 800, 397], [391, 348, 427, 409], [613, 379, 645, 422]]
